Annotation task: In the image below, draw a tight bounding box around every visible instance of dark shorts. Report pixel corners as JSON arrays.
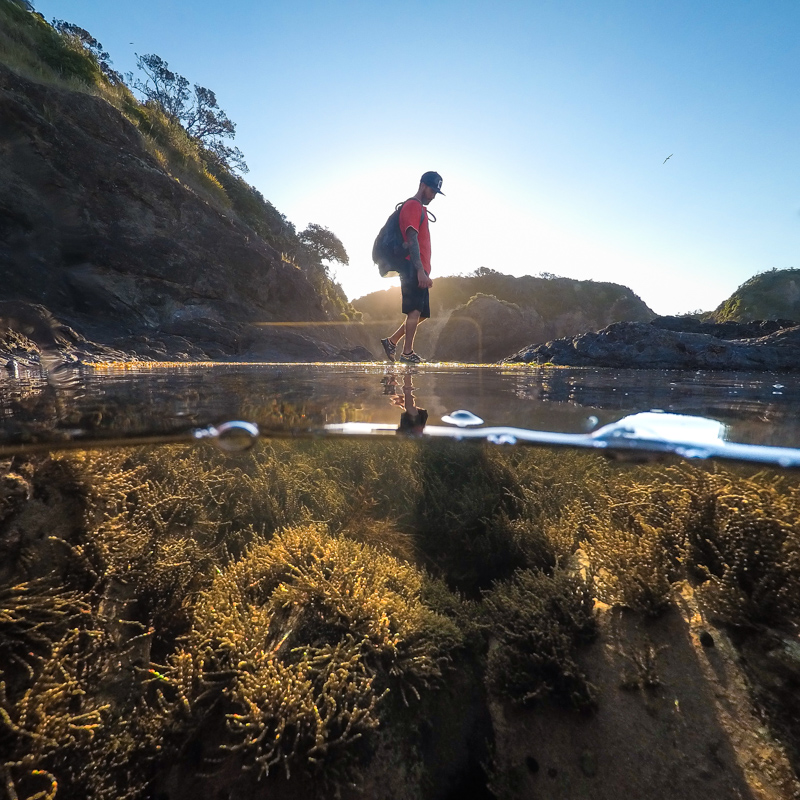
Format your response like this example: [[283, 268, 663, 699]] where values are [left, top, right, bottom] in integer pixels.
[[400, 266, 431, 319]]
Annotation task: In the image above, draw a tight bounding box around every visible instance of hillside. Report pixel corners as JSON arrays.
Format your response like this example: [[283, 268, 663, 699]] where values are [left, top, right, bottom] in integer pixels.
[[353, 269, 655, 362], [712, 268, 800, 324], [0, 0, 372, 362]]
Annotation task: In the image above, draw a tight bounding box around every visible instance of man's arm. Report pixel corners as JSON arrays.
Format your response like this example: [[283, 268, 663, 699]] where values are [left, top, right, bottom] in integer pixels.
[[405, 228, 433, 289]]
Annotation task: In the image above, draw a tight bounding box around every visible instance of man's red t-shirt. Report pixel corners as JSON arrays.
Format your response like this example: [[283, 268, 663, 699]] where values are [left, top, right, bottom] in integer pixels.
[[399, 199, 431, 274]]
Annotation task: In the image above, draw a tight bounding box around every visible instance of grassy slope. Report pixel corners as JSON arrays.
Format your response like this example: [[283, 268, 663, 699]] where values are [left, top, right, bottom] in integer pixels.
[[713, 268, 800, 323]]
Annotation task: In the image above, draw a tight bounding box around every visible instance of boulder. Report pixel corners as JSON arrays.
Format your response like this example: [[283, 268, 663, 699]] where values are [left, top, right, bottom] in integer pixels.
[[436, 294, 542, 362], [506, 319, 800, 370]]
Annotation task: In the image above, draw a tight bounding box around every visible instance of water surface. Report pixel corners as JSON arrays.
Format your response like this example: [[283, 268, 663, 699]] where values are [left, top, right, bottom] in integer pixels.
[[3, 362, 800, 456]]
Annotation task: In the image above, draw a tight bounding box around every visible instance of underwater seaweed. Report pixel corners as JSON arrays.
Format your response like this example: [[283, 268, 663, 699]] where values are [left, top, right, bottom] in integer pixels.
[[583, 511, 679, 617], [483, 567, 597, 710], [0, 629, 109, 800], [4, 438, 799, 797], [654, 465, 800, 626], [0, 581, 87, 696], [153, 523, 463, 791]]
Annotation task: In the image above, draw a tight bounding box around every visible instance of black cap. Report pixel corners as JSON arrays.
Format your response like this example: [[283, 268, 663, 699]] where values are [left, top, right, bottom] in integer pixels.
[[420, 171, 445, 195]]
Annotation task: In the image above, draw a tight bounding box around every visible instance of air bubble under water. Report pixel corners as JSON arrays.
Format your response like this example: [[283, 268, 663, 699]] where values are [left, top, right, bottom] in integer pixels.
[[194, 420, 260, 452], [441, 409, 484, 427]]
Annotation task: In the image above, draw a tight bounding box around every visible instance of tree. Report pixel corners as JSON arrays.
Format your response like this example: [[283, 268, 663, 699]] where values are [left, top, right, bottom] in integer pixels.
[[52, 19, 123, 83], [299, 224, 349, 266], [469, 266, 499, 278], [132, 53, 190, 119], [184, 86, 234, 141], [132, 53, 247, 173]]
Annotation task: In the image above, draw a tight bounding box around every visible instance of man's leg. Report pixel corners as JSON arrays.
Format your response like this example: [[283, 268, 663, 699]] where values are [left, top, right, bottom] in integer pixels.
[[388, 323, 405, 347], [402, 310, 423, 355]]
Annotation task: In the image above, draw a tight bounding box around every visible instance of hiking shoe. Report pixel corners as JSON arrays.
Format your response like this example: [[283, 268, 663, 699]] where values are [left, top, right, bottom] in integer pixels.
[[399, 351, 424, 364], [380, 337, 396, 362]]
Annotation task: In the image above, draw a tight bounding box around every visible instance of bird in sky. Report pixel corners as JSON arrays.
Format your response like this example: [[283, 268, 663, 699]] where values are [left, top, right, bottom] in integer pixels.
[[663, 154, 673, 164]]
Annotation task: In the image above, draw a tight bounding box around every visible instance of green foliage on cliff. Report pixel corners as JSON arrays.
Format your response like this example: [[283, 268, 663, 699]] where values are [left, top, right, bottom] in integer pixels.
[[0, 0, 102, 86], [712, 268, 800, 323]]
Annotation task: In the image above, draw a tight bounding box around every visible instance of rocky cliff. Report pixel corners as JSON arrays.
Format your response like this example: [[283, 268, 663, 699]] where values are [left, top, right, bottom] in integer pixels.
[[0, 62, 373, 362]]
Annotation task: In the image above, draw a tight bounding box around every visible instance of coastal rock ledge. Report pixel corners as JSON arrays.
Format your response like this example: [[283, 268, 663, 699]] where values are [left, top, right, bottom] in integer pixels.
[[504, 317, 800, 371]]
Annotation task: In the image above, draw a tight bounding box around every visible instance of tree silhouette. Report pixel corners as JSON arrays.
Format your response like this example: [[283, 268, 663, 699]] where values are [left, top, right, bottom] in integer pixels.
[[133, 53, 248, 173], [299, 224, 349, 266], [133, 53, 191, 119]]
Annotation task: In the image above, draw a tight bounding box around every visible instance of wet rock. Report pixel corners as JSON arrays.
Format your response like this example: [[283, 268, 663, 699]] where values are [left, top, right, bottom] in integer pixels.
[[506, 319, 800, 370], [765, 635, 800, 682], [336, 345, 373, 361]]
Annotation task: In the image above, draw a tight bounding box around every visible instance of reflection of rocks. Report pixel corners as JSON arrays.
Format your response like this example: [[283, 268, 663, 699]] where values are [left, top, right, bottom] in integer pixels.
[[506, 319, 800, 371]]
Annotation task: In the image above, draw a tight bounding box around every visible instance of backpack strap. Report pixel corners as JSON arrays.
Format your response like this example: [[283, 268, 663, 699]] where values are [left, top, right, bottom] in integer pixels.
[[397, 198, 433, 229]]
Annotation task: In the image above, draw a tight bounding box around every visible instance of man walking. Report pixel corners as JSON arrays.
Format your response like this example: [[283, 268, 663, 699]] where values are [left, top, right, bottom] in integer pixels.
[[381, 171, 444, 364]]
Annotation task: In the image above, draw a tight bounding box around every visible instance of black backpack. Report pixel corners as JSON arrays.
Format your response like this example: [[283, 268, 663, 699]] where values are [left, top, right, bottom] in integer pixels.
[[372, 200, 426, 277]]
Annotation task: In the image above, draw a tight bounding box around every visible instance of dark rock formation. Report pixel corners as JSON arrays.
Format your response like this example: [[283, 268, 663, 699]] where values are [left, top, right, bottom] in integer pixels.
[[506, 318, 800, 371], [652, 316, 798, 339], [0, 300, 130, 369], [0, 65, 373, 361]]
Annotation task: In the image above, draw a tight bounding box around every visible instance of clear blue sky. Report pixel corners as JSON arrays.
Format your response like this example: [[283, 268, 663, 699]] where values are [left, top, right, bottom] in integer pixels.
[[32, 0, 800, 314]]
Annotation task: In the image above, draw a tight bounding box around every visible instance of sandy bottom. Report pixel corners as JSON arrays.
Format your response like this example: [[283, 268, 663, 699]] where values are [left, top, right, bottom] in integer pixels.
[[489, 586, 800, 800]]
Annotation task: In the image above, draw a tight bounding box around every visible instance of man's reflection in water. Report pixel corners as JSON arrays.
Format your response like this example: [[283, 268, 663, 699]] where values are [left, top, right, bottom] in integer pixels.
[[382, 370, 428, 435]]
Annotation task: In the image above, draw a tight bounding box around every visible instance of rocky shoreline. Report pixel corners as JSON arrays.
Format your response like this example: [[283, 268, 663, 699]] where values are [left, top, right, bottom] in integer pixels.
[[506, 316, 800, 370], [0, 300, 373, 370]]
